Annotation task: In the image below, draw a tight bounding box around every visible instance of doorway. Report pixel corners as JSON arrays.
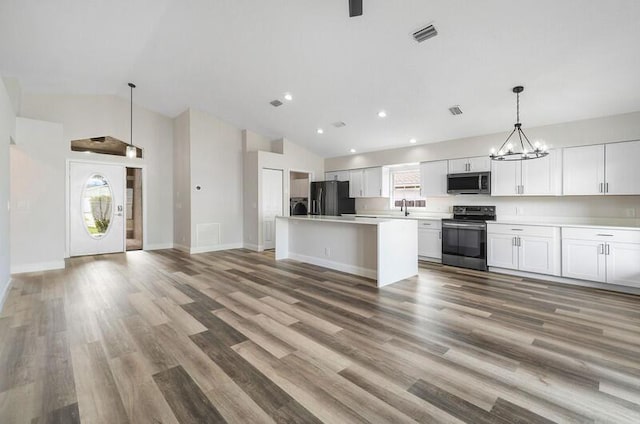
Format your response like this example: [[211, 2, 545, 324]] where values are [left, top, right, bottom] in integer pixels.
[[261, 168, 283, 250], [69, 162, 126, 256], [126, 167, 143, 251]]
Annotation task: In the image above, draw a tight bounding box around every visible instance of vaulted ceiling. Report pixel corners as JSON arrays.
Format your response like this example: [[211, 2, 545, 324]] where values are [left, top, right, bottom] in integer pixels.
[[2, 0, 640, 157]]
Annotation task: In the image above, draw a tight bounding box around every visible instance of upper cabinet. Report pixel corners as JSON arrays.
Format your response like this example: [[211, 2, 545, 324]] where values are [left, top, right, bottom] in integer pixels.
[[325, 170, 350, 182], [448, 156, 491, 174], [605, 140, 640, 195], [419, 160, 449, 197], [563, 140, 640, 195], [349, 167, 390, 198], [491, 150, 562, 196]]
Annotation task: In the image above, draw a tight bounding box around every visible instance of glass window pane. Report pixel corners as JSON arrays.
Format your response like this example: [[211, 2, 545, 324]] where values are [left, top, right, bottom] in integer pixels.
[[82, 174, 113, 238]]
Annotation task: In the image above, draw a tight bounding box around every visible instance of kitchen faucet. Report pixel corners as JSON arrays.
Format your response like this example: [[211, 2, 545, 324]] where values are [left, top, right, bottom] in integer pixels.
[[400, 199, 410, 217]]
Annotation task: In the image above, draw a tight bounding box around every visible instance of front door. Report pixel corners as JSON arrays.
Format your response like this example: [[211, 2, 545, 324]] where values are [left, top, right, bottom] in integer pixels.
[[70, 162, 125, 256]]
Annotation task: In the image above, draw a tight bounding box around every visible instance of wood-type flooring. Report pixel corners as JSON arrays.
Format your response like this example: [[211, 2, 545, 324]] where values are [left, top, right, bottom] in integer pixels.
[[1, 248, 640, 423]]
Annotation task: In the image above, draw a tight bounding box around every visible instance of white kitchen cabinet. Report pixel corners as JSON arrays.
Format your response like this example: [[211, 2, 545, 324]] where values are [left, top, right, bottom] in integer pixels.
[[349, 167, 389, 198], [417, 220, 442, 259], [605, 140, 640, 195], [419, 160, 449, 197], [562, 227, 640, 287], [448, 156, 491, 174], [325, 170, 350, 182], [492, 151, 562, 196], [563, 144, 606, 195], [349, 169, 364, 197], [487, 224, 561, 275], [487, 233, 519, 270], [562, 239, 606, 282]]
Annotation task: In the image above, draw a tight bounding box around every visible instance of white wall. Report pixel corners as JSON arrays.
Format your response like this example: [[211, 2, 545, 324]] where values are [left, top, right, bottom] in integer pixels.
[[11, 118, 66, 272], [20, 93, 175, 250], [0, 78, 16, 307], [326, 111, 640, 170], [326, 111, 640, 220], [172, 110, 191, 250], [188, 108, 244, 252], [243, 138, 324, 250]]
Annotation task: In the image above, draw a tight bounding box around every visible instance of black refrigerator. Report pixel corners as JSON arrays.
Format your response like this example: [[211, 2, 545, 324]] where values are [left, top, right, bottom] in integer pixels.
[[310, 181, 355, 216]]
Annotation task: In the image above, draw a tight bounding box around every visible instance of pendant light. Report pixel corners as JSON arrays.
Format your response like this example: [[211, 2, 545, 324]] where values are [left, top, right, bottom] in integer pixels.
[[126, 82, 137, 158], [490, 86, 548, 161]]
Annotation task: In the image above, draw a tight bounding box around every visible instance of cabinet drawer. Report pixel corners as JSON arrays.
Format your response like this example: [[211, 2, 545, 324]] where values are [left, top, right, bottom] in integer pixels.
[[417, 219, 442, 230], [562, 227, 640, 244], [487, 223, 558, 238]]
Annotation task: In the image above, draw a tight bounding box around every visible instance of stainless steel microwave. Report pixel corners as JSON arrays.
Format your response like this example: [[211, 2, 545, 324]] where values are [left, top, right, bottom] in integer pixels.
[[447, 172, 491, 194]]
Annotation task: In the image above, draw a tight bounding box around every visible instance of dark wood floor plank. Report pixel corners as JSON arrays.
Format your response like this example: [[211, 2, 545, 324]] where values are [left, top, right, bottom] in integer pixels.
[[153, 365, 226, 424]]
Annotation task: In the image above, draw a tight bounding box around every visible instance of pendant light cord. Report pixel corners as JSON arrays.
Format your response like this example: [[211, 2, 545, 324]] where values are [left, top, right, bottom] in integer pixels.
[[130, 84, 133, 147], [516, 91, 520, 124]]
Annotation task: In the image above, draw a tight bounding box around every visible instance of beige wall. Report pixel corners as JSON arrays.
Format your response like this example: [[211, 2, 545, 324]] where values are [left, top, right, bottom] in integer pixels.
[[189, 108, 244, 251], [172, 110, 191, 249], [0, 78, 15, 306], [326, 111, 640, 170], [11, 118, 66, 272], [20, 93, 175, 250]]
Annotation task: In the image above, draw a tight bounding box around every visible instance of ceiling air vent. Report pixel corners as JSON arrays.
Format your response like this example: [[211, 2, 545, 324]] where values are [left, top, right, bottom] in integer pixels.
[[332, 121, 346, 128], [413, 24, 438, 43], [448, 105, 463, 116], [270, 100, 283, 107], [90, 136, 106, 142]]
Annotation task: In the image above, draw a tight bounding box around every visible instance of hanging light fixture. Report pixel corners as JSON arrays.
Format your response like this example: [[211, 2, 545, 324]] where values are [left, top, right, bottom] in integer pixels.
[[126, 82, 137, 159], [490, 86, 548, 161]]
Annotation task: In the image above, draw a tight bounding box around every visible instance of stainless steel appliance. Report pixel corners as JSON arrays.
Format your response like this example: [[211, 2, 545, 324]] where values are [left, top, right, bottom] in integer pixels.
[[442, 206, 496, 271], [290, 197, 308, 216], [447, 172, 491, 194], [310, 181, 355, 216]]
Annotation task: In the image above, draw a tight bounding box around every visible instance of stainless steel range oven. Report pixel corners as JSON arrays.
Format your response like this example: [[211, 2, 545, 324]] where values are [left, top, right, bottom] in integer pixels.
[[442, 206, 496, 271]]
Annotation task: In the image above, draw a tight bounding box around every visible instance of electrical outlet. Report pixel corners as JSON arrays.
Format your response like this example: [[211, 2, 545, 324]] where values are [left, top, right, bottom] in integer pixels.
[[324, 247, 331, 257]]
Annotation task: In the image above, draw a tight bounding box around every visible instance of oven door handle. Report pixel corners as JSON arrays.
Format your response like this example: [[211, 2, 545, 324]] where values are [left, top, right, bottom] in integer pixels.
[[443, 222, 486, 229]]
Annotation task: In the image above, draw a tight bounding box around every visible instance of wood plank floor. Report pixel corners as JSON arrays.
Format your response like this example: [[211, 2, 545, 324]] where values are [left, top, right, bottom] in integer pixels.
[[1, 248, 640, 423]]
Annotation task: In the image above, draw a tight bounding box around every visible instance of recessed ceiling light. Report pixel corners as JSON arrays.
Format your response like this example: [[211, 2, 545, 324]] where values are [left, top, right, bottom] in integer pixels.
[[317, 128, 324, 134], [377, 111, 387, 118], [349, 148, 356, 153], [284, 93, 293, 101], [409, 138, 417, 144]]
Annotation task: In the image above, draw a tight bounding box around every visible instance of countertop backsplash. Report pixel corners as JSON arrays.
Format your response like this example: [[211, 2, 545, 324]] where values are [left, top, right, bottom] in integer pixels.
[[355, 195, 640, 223]]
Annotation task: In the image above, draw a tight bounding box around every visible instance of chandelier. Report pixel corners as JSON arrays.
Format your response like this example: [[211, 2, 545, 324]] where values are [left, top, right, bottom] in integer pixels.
[[490, 86, 548, 161]]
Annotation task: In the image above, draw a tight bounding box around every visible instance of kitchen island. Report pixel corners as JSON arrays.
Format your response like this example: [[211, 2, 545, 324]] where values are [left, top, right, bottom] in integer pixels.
[[275, 215, 418, 287]]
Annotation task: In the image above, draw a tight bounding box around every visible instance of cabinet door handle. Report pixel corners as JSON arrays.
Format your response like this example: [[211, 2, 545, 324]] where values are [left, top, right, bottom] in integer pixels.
[[438, 231, 442, 240], [512, 237, 517, 246], [517, 237, 521, 247], [605, 183, 609, 193], [605, 244, 610, 255], [520, 185, 524, 194], [379, 188, 382, 196], [599, 183, 603, 193]]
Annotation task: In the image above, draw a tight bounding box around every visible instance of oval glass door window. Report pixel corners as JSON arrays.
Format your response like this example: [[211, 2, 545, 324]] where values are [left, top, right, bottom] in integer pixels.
[[81, 174, 113, 238]]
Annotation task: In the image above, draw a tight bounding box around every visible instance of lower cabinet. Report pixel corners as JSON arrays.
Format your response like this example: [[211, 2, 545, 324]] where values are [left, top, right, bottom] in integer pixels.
[[487, 224, 561, 276], [562, 227, 640, 288], [417, 220, 442, 260]]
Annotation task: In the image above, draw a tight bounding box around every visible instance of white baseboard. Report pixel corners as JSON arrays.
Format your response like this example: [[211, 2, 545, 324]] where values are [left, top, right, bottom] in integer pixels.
[[11, 260, 66, 274], [243, 243, 260, 252], [288, 253, 377, 280], [144, 243, 174, 251], [489, 267, 640, 295], [419, 256, 442, 263], [189, 243, 244, 255], [172, 243, 190, 253], [0, 278, 12, 313]]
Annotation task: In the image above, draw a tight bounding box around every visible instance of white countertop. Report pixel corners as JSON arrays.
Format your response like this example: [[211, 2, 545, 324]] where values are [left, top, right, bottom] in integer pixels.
[[342, 212, 451, 221], [277, 215, 393, 225]]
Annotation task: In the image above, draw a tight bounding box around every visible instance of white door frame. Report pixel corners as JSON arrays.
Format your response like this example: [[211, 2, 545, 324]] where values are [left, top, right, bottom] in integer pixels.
[[66, 159, 148, 258], [288, 168, 314, 217]]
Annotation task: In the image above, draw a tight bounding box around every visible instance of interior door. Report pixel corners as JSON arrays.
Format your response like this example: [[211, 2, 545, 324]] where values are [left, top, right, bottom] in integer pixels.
[[70, 162, 125, 256], [262, 168, 283, 250]]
